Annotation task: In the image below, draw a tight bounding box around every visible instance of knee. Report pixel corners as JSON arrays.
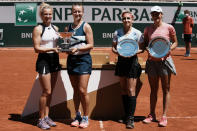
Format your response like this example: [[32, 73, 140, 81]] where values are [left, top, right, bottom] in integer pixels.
[[42, 89, 51, 96], [79, 87, 87, 96], [163, 89, 170, 95], [163, 85, 170, 94], [128, 88, 135, 96]]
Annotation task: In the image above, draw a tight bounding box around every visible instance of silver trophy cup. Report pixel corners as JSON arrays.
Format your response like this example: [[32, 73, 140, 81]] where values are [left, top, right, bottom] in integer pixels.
[[59, 32, 73, 52]]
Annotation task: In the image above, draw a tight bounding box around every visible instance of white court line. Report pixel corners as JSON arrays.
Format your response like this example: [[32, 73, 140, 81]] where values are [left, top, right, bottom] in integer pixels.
[[99, 120, 105, 131], [167, 116, 197, 119]]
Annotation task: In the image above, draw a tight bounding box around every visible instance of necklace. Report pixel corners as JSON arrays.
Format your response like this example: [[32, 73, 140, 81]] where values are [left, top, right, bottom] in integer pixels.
[[72, 20, 83, 30]]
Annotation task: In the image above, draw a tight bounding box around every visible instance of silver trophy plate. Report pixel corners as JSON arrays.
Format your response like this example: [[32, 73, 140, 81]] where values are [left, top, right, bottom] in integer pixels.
[[117, 39, 139, 57], [148, 36, 171, 59]]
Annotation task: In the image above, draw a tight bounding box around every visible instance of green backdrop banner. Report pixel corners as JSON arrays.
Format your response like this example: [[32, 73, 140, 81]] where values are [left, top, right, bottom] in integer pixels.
[[0, 2, 197, 47]]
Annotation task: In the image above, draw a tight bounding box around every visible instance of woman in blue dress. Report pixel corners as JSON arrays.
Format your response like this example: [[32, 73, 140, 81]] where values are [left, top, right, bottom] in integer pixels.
[[64, 3, 94, 129]]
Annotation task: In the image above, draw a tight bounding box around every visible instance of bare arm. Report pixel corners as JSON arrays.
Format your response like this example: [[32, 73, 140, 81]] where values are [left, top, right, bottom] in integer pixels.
[[80, 23, 94, 51], [138, 36, 149, 54], [70, 23, 94, 54], [137, 44, 144, 54], [170, 35, 178, 51], [54, 25, 59, 32], [33, 25, 59, 53], [112, 41, 118, 55], [137, 34, 145, 54]]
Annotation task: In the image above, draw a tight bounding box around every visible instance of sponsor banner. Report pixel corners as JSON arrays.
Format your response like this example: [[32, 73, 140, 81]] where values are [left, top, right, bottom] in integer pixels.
[[52, 6, 197, 24], [0, 2, 197, 47], [15, 3, 37, 26], [0, 4, 197, 24]]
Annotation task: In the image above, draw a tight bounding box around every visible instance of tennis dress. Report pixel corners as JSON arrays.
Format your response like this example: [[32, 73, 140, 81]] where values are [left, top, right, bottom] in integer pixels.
[[36, 24, 61, 74], [113, 27, 142, 78], [67, 21, 92, 75], [144, 23, 177, 76]]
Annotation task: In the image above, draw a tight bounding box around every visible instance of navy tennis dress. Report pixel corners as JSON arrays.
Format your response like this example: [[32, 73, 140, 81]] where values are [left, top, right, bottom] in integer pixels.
[[67, 22, 92, 75]]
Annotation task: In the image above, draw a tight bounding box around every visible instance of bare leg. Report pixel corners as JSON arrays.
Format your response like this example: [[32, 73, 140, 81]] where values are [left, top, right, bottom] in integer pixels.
[[39, 73, 51, 119], [161, 74, 171, 116], [148, 75, 159, 115], [127, 78, 137, 96], [119, 77, 127, 95], [78, 74, 90, 116], [69, 75, 81, 113], [45, 72, 58, 117]]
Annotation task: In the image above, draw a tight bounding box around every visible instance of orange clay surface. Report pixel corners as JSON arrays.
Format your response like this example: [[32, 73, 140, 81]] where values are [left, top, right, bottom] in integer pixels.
[[0, 47, 197, 131]]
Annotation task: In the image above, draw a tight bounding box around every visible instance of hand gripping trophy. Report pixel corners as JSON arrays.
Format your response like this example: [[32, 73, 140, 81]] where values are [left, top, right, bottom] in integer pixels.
[[58, 32, 73, 52]]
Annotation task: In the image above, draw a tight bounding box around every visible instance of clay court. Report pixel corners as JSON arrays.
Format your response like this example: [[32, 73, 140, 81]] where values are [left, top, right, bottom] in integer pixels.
[[0, 47, 197, 131]]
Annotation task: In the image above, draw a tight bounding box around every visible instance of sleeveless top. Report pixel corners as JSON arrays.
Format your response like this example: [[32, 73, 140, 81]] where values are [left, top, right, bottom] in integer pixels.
[[68, 21, 89, 55], [40, 24, 59, 53]]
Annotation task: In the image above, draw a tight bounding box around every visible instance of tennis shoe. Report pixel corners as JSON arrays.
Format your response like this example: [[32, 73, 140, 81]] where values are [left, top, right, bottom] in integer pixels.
[[44, 116, 56, 127], [158, 116, 167, 127], [71, 112, 82, 127], [37, 118, 50, 130], [79, 116, 89, 128], [126, 116, 134, 129], [143, 114, 156, 124]]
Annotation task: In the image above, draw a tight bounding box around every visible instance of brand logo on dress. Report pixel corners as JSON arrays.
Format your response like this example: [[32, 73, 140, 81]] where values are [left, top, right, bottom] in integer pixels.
[[15, 3, 37, 26]]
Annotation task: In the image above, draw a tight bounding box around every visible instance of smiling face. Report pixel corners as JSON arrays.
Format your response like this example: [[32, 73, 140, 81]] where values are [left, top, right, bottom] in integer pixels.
[[72, 5, 84, 22], [122, 12, 133, 28], [151, 11, 163, 23], [41, 8, 53, 25]]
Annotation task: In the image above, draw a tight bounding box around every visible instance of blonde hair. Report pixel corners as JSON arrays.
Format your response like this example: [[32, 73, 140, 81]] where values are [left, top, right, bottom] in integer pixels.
[[39, 2, 53, 18], [121, 10, 133, 18]]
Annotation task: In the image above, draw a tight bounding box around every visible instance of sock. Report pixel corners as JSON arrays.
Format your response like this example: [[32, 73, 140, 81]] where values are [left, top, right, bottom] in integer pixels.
[[76, 111, 81, 116], [76, 112, 82, 120], [127, 96, 136, 118], [122, 95, 128, 116], [82, 116, 88, 121]]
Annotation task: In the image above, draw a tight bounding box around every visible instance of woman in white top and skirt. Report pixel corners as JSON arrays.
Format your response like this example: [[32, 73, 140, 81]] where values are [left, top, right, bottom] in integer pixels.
[[32, 2, 60, 130]]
